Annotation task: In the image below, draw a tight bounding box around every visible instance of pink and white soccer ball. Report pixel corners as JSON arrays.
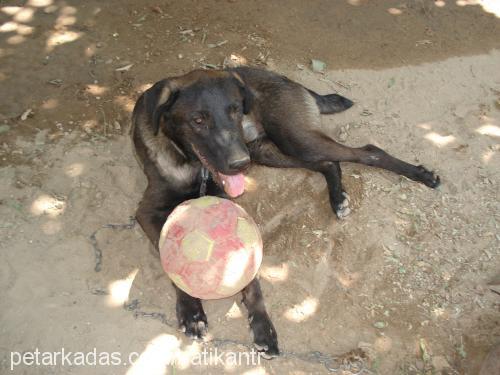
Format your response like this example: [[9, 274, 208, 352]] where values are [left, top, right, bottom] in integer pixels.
[[159, 196, 263, 299]]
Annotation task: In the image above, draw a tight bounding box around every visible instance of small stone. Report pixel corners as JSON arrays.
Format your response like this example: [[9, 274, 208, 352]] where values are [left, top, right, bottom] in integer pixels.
[[311, 59, 326, 73], [420, 338, 431, 362], [312, 230, 323, 237], [338, 130, 348, 142], [115, 64, 134, 72], [20, 108, 33, 121], [48, 78, 63, 86], [373, 321, 387, 329]]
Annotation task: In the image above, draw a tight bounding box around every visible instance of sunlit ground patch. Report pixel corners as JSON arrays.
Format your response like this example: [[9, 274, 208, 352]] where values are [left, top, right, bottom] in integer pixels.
[[86, 84, 108, 96], [107, 269, 139, 307], [13, 7, 34, 23], [1, 6, 22, 16], [476, 124, 500, 137], [27, 0, 53, 7], [31, 194, 66, 218], [114, 95, 135, 112], [457, 0, 500, 18], [334, 270, 360, 288], [260, 263, 289, 283], [482, 148, 498, 164], [46, 31, 82, 51], [64, 163, 85, 177], [225, 301, 244, 319], [243, 175, 258, 192], [284, 296, 318, 322], [0, 21, 18, 32], [242, 367, 268, 375], [425, 132, 455, 147], [387, 8, 402, 15], [126, 334, 181, 375], [7, 35, 26, 45], [41, 98, 59, 110]]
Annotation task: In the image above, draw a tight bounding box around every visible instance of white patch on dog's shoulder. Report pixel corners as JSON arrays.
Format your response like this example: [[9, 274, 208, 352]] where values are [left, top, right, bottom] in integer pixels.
[[140, 125, 197, 187]]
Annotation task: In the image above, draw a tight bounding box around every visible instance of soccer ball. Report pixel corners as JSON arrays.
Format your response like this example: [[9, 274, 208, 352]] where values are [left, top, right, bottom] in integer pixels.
[[159, 196, 263, 299]]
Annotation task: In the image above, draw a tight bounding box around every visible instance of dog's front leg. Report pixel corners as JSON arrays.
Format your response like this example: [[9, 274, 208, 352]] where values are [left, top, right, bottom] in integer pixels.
[[136, 185, 209, 339], [248, 138, 350, 218], [242, 278, 279, 359], [175, 286, 208, 339]]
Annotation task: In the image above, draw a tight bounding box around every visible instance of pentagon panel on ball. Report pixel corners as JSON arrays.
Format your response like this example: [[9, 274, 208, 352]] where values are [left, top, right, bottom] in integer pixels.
[[159, 196, 263, 300]]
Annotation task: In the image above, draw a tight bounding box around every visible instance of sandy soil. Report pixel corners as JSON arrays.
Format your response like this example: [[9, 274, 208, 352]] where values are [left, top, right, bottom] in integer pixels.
[[1, 1, 499, 374]]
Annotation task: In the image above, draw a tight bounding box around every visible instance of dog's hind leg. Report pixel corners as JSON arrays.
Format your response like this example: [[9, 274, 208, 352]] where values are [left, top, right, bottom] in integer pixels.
[[242, 278, 279, 358], [268, 130, 440, 188], [248, 138, 350, 218], [323, 161, 350, 218], [136, 185, 208, 339]]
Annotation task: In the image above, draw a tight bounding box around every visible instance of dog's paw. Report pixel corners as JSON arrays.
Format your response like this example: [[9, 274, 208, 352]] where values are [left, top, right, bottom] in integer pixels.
[[416, 165, 441, 188], [177, 305, 208, 340], [334, 192, 351, 220], [250, 313, 279, 359]]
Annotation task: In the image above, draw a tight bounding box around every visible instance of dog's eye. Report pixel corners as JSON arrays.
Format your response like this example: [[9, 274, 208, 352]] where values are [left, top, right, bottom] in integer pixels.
[[193, 117, 204, 125]]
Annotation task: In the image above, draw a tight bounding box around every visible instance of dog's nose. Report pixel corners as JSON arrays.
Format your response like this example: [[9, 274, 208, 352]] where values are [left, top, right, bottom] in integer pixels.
[[229, 156, 250, 170]]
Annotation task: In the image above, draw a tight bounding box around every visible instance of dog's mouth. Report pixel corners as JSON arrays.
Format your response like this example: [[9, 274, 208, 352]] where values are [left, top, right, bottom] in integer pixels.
[[191, 145, 246, 198]]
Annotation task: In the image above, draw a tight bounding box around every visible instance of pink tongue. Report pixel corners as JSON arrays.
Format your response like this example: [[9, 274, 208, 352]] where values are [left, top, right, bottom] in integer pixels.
[[218, 172, 245, 198]]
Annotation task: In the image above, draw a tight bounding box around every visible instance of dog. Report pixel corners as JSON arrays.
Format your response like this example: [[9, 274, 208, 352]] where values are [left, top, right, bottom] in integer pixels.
[[131, 67, 440, 358]]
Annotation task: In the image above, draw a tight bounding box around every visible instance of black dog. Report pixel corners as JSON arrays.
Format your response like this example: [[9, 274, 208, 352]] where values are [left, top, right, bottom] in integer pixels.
[[131, 67, 440, 358]]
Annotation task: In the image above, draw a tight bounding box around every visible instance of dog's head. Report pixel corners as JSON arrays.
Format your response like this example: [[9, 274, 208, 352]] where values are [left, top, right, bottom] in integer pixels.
[[148, 71, 254, 197]]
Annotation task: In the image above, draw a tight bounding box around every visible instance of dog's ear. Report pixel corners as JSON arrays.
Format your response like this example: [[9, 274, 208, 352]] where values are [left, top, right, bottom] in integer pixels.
[[232, 72, 254, 115], [145, 80, 181, 136], [152, 89, 179, 136]]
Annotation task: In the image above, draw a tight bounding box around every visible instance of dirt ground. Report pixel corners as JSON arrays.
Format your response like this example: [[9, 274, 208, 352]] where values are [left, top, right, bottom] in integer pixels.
[[1, 1, 499, 374]]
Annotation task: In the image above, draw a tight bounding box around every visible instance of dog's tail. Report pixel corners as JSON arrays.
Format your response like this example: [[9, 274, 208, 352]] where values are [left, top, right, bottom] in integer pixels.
[[308, 90, 354, 114]]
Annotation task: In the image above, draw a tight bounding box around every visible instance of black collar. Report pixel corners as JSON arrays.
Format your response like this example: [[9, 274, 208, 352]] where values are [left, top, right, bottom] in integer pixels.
[[199, 167, 210, 196]]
